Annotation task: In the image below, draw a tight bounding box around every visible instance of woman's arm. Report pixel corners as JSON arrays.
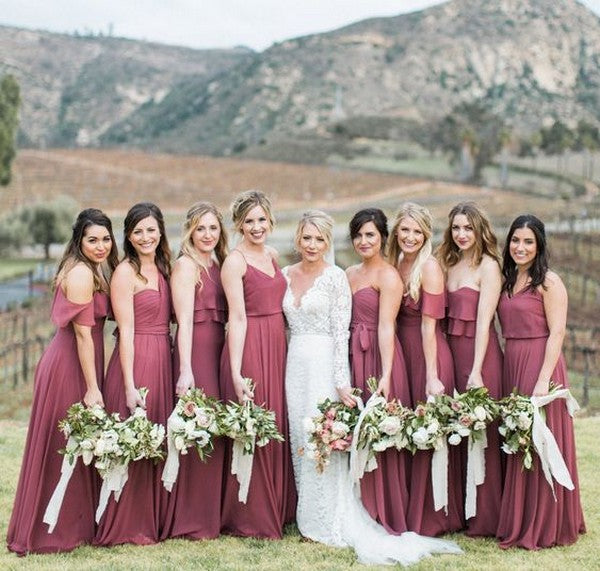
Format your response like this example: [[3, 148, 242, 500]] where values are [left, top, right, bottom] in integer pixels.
[[421, 258, 445, 396], [221, 252, 253, 402], [533, 271, 568, 396], [65, 263, 103, 408], [171, 256, 197, 396], [111, 262, 144, 413], [376, 267, 403, 400], [468, 257, 502, 389]]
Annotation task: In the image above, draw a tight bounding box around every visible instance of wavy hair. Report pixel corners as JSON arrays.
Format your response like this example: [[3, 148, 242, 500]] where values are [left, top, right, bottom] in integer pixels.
[[179, 201, 228, 287], [123, 202, 171, 281], [53, 208, 118, 292], [437, 202, 501, 271], [349, 208, 389, 253], [502, 214, 549, 295], [387, 202, 433, 302], [231, 190, 275, 234], [294, 210, 334, 253]]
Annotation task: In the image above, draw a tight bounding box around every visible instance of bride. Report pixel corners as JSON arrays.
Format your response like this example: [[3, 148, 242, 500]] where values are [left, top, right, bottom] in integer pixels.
[[282, 210, 462, 566]]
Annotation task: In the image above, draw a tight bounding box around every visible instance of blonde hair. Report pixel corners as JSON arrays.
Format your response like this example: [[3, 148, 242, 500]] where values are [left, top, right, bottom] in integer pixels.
[[437, 201, 501, 271], [387, 202, 433, 302], [179, 202, 228, 287], [294, 210, 333, 252], [231, 190, 275, 234]]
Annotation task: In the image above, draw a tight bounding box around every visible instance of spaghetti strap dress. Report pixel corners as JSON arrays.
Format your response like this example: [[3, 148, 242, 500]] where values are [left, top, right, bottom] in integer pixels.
[[447, 286, 504, 537], [7, 288, 109, 555], [94, 271, 173, 546], [162, 264, 226, 539], [496, 288, 585, 549], [396, 289, 464, 536], [349, 287, 411, 535], [220, 257, 296, 538]]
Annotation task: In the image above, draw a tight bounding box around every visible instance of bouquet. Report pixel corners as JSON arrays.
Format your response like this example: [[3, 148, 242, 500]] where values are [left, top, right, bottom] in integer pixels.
[[219, 378, 284, 502], [404, 398, 449, 454], [498, 389, 535, 469], [445, 387, 500, 446], [162, 388, 222, 491], [302, 393, 361, 473]]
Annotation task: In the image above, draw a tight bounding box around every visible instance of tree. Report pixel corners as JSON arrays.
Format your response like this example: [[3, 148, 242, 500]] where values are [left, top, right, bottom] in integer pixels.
[[19, 196, 78, 259], [434, 102, 506, 183], [574, 120, 600, 180], [0, 74, 21, 186], [539, 120, 575, 174]]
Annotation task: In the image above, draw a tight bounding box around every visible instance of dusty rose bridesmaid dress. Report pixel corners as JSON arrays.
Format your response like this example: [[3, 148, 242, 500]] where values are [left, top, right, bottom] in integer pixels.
[[447, 286, 504, 537], [496, 288, 585, 549], [94, 272, 173, 546], [7, 288, 109, 555], [219, 258, 296, 538], [349, 287, 411, 535], [396, 289, 464, 536], [162, 264, 226, 539]]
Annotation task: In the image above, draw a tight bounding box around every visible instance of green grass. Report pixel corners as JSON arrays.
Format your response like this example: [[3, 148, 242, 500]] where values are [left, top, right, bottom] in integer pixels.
[[0, 416, 597, 570], [0, 259, 44, 281]]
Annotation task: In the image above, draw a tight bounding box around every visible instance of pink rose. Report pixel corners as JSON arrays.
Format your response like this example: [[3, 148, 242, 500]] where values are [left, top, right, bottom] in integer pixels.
[[183, 401, 197, 418], [324, 419, 334, 430], [451, 401, 462, 412], [325, 409, 336, 420], [415, 405, 426, 417], [459, 415, 472, 426], [331, 439, 349, 451]]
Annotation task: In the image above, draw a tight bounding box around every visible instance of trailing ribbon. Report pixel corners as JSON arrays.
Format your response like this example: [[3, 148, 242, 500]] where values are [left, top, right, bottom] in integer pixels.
[[43, 437, 78, 533], [431, 438, 449, 514], [231, 439, 255, 503], [161, 410, 181, 492], [530, 388, 579, 498], [464, 432, 487, 519], [349, 391, 386, 484], [95, 463, 130, 523]]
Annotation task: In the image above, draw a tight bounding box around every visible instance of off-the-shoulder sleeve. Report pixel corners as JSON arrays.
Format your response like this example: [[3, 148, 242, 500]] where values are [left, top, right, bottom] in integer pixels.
[[421, 290, 446, 320], [329, 268, 352, 389], [51, 290, 96, 328]]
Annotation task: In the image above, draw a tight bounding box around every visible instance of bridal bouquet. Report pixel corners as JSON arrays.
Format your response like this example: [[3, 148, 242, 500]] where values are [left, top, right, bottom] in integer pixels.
[[220, 378, 284, 503], [302, 394, 361, 473], [498, 389, 535, 469], [404, 398, 449, 453], [162, 388, 222, 491], [445, 387, 500, 446]]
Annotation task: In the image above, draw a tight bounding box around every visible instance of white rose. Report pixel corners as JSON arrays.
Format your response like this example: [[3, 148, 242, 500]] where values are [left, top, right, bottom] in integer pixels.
[[169, 415, 187, 432], [426, 419, 440, 435], [80, 439, 94, 450], [505, 416, 517, 430], [458, 427, 471, 437], [133, 407, 147, 419], [501, 443, 515, 455], [473, 421, 486, 431], [412, 427, 430, 448], [331, 421, 349, 437], [91, 405, 106, 420], [196, 411, 212, 428], [474, 406, 487, 422], [196, 431, 210, 447], [372, 440, 389, 452], [517, 412, 532, 430], [94, 439, 107, 455], [448, 433, 462, 446], [379, 416, 401, 436]]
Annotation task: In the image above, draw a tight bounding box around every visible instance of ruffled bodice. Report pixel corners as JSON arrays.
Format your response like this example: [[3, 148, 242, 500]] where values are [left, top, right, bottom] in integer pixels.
[[243, 259, 286, 317], [498, 288, 549, 339], [282, 264, 351, 389], [397, 290, 446, 328], [132, 272, 171, 335], [193, 264, 226, 324], [447, 287, 493, 338]]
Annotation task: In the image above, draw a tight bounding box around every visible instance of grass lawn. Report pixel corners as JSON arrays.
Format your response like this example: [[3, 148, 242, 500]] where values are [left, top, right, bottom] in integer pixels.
[[0, 259, 44, 282], [0, 416, 597, 570]]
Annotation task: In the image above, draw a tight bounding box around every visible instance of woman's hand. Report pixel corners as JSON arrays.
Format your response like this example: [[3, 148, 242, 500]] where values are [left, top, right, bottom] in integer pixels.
[[426, 377, 445, 397], [84, 386, 104, 408], [336, 385, 356, 407], [376, 376, 391, 400], [175, 370, 194, 398], [126, 386, 145, 413], [532, 379, 550, 397], [233, 374, 254, 402], [466, 371, 484, 390]]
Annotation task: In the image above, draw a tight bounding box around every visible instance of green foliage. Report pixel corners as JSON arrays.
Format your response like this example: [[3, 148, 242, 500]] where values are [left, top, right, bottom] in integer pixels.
[[539, 120, 575, 155], [0, 212, 28, 256], [0, 74, 21, 186], [18, 196, 78, 259]]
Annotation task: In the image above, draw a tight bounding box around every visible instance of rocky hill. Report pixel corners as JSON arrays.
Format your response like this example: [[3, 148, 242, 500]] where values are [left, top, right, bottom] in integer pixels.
[[2, 0, 600, 157]]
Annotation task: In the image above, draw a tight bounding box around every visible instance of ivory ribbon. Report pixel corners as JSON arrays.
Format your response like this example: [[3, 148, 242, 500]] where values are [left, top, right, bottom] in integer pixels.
[[349, 392, 385, 484], [530, 388, 579, 498], [431, 438, 449, 514], [231, 439, 255, 503], [464, 432, 487, 519], [95, 463, 130, 522], [161, 411, 181, 492], [43, 437, 78, 533]]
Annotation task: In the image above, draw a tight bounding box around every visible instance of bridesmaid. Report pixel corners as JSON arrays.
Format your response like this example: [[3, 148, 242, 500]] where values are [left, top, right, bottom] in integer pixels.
[[162, 202, 228, 540], [437, 202, 504, 537], [7, 209, 117, 555], [95, 202, 173, 547], [219, 190, 296, 538], [496, 214, 585, 549], [389, 202, 464, 536], [346, 208, 411, 535]]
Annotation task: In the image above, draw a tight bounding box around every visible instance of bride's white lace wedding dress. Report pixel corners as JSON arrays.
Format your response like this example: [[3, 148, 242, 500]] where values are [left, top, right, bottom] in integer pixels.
[[282, 264, 461, 566]]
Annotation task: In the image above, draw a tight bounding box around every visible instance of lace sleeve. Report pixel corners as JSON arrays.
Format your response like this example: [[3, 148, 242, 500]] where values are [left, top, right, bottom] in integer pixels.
[[329, 267, 352, 389]]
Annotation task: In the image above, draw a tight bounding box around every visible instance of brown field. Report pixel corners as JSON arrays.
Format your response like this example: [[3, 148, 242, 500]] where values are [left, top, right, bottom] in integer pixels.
[[1, 149, 584, 226]]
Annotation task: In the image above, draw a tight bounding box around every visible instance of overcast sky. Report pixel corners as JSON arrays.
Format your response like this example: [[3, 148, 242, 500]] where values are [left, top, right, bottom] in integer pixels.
[[2, 0, 599, 52]]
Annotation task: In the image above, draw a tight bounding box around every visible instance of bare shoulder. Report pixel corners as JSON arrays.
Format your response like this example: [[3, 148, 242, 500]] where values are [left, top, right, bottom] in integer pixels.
[[543, 270, 566, 291], [222, 250, 247, 274], [266, 245, 279, 261], [345, 264, 360, 278], [379, 262, 402, 288], [422, 256, 444, 292], [113, 259, 136, 280], [64, 261, 94, 283], [172, 255, 197, 280], [480, 254, 501, 278], [63, 261, 94, 302]]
